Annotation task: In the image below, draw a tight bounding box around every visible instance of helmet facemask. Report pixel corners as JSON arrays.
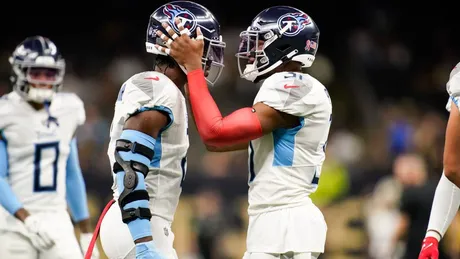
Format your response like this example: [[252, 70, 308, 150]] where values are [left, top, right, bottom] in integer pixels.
[[236, 28, 279, 82]]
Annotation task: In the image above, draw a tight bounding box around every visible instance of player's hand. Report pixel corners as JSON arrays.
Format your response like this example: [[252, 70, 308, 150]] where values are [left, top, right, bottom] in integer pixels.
[[23, 214, 55, 251], [135, 241, 164, 259], [418, 237, 439, 259], [154, 18, 204, 72], [80, 232, 99, 259]]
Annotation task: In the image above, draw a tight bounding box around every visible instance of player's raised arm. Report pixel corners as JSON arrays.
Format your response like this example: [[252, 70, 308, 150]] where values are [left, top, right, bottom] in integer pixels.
[[187, 69, 301, 146], [183, 88, 249, 152], [156, 21, 298, 148]]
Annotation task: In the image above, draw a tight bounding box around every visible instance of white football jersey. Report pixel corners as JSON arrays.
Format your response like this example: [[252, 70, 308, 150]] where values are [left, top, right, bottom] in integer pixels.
[[0, 91, 85, 231], [108, 71, 189, 222], [446, 62, 460, 112], [248, 71, 332, 215]]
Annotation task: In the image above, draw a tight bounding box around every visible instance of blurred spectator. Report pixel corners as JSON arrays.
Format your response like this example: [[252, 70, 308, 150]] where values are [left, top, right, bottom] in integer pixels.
[[193, 189, 226, 259], [392, 153, 451, 259], [365, 176, 402, 259]]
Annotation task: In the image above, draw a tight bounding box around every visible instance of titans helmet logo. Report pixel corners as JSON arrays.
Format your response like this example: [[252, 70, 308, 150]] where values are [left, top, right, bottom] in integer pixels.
[[163, 4, 197, 32], [277, 12, 311, 37]]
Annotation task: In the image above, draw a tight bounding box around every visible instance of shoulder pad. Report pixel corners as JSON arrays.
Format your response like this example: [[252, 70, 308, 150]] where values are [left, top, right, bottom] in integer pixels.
[[126, 71, 175, 99], [255, 72, 330, 117], [449, 62, 460, 79], [0, 93, 18, 130], [118, 71, 179, 118], [54, 92, 85, 125], [55, 92, 84, 107], [259, 72, 313, 105], [263, 71, 313, 90], [0, 92, 18, 114]]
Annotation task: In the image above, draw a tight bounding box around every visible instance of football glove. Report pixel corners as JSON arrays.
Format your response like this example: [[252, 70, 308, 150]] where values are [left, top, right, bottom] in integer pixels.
[[23, 214, 55, 251], [418, 236, 439, 259]]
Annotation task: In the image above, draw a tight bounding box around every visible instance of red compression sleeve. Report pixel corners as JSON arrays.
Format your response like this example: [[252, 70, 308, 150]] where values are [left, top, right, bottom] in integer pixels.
[[187, 69, 263, 146]]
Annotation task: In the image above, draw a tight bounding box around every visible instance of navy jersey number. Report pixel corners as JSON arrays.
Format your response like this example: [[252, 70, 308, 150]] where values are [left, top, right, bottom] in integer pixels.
[[180, 156, 187, 187], [33, 142, 60, 192], [180, 124, 188, 187], [284, 72, 303, 80], [248, 141, 255, 183], [117, 84, 126, 101]]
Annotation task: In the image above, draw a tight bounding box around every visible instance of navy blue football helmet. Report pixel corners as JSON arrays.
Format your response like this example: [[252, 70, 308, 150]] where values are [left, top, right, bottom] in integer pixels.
[[9, 36, 65, 103], [146, 1, 226, 85], [236, 6, 320, 82]]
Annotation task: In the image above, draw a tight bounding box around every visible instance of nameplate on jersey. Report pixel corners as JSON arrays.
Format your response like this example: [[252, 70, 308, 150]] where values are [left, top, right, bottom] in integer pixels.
[[35, 120, 59, 140]]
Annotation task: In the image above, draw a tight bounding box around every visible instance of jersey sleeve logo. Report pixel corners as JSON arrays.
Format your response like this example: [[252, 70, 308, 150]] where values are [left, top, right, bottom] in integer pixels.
[[144, 76, 159, 81], [275, 73, 313, 107], [284, 84, 300, 89]]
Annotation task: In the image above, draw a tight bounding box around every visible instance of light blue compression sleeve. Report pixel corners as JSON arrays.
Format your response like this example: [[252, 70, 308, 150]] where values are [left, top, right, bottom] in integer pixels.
[[66, 138, 90, 222], [117, 129, 155, 241], [0, 137, 22, 215]]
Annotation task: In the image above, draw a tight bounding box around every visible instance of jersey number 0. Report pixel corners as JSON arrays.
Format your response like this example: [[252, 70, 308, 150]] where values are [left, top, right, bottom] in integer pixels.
[[33, 142, 59, 192]]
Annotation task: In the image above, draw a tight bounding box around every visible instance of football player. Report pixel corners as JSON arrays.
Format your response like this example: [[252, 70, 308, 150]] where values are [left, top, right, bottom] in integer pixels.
[[0, 36, 98, 258], [97, 1, 225, 258], [418, 64, 460, 259], [156, 5, 331, 259]]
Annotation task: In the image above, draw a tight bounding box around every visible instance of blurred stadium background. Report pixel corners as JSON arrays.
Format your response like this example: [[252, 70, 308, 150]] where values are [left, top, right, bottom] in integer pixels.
[[1, 0, 460, 258]]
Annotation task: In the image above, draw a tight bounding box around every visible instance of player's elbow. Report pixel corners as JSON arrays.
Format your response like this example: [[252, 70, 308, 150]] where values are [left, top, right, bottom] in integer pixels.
[[444, 154, 460, 183], [199, 126, 223, 147], [204, 144, 226, 152], [205, 144, 218, 152], [444, 166, 460, 183], [201, 135, 221, 147], [201, 131, 231, 147]]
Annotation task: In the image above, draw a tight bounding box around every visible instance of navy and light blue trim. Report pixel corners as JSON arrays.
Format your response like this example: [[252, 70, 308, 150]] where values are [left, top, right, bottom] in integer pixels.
[[66, 138, 90, 222], [451, 95, 459, 108], [117, 129, 156, 240], [0, 130, 22, 215], [272, 118, 305, 166], [133, 105, 174, 168], [248, 142, 255, 183]]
